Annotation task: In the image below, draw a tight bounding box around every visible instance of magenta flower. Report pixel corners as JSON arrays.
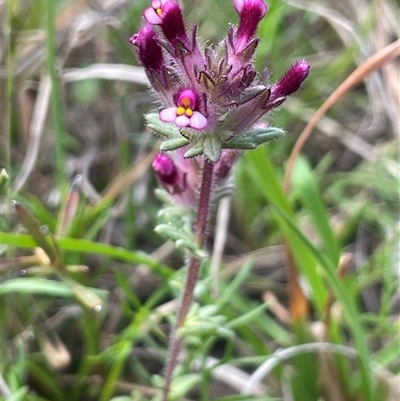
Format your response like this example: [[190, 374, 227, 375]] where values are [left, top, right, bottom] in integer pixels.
[[160, 89, 207, 130], [131, 0, 309, 162], [233, 0, 267, 53], [144, 0, 187, 45], [129, 24, 163, 72]]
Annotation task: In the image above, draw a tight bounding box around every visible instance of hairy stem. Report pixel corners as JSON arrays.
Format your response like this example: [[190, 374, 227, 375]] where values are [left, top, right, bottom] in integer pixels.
[[162, 158, 215, 401]]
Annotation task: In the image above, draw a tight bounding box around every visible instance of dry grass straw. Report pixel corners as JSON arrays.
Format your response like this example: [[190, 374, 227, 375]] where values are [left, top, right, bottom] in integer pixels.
[[283, 39, 400, 194]]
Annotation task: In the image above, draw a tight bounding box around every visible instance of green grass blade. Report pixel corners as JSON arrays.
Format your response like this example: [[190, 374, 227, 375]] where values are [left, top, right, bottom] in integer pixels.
[[0, 232, 172, 277], [1, 277, 107, 299], [292, 156, 341, 266], [215, 258, 254, 308], [244, 149, 327, 311], [272, 204, 375, 401], [45, 0, 66, 185]]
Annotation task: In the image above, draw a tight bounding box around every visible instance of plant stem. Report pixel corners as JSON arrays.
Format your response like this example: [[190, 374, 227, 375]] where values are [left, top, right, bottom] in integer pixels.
[[45, 0, 65, 187], [162, 158, 215, 401], [3, 0, 12, 231]]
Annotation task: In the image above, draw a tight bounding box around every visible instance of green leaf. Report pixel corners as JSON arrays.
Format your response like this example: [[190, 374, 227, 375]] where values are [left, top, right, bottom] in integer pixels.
[[145, 113, 181, 138], [272, 204, 375, 401], [7, 386, 29, 401], [170, 374, 201, 400], [0, 233, 172, 277], [203, 134, 222, 162], [292, 157, 341, 266], [155, 223, 193, 243], [225, 127, 285, 150], [159, 137, 190, 151], [183, 141, 204, 158], [224, 139, 257, 150], [226, 301, 270, 329], [245, 149, 327, 311], [61, 275, 105, 310], [216, 258, 254, 308], [0, 277, 107, 299]]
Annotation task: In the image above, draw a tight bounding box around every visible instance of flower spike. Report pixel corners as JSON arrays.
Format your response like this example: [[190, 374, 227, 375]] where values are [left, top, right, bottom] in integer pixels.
[[132, 0, 309, 159]]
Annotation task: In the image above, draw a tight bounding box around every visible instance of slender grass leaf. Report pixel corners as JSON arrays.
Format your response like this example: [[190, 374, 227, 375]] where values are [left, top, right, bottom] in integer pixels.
[[1, 277, 107, 300], [292, 156, 340, 266], [0, 233, 172, 277], [216, 258, 254, 308], [14, 202, 58, 263], [245, 149, 327, 311], [272, 204, 375, 401]]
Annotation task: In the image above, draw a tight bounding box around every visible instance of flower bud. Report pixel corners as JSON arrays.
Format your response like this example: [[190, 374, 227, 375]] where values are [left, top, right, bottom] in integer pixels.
[[129, 24, 163, 72], [233, 0, 267, 53], [271, 60, 310, 100], [152, 153, 181, 191], [153, 151, 201, 207]]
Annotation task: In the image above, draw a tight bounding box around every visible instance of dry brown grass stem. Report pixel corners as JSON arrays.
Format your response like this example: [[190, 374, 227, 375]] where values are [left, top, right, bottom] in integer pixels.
[[12, 75, 51, 194], [63, 64, 148, 85], [283, 39, 400, 194]]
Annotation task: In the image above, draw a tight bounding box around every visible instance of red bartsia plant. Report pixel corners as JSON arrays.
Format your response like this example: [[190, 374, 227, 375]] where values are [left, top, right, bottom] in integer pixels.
[[129, 1, 309, 399]]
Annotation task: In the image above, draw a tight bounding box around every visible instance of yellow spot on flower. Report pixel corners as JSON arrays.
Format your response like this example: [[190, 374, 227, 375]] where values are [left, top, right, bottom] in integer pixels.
[[186, 108, 193, 117], [156, 8, 162, 16], [177, 107, 185, 116]]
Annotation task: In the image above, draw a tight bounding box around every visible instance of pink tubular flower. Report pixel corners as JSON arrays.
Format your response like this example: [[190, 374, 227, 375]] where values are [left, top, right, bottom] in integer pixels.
[[233, 0, 267, 53], [160, 89, 207, 130], [144, 0, 187, 45], [129, 24, 163, 72]]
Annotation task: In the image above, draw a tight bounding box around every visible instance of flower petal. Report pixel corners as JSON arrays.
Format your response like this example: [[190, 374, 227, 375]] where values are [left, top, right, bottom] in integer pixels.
[[158, 1, 187, 44], [233, 0, 245, 13], [160, 107, 178, 122], [178, 89, 197, 109], [189, 111, 208, 129], [175, 115, 190, 127], [144, 7, 163, 24]]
